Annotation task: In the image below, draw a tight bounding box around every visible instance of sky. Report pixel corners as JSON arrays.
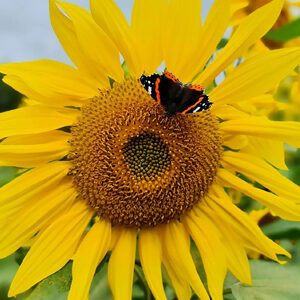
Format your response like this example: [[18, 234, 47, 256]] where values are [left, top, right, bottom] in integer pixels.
[[0, 0, 214, 64]]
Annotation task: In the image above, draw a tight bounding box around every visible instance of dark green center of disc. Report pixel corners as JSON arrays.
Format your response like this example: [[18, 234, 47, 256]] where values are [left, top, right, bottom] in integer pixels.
[[123, 132, 171, 180]]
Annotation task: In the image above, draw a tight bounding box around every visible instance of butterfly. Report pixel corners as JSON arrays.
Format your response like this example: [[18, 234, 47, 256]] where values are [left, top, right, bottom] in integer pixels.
[[140, 71, 212, 116]]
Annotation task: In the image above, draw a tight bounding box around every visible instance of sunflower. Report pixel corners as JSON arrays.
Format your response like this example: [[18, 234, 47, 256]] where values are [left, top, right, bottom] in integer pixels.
[[231, 0, 300, 48], [1, 0, 300, 299], [230, 0, 300, 119]]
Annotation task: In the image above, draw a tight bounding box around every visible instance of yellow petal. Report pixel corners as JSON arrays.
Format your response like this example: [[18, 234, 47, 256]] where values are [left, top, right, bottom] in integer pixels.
[[8, 201, 94, 297], [0, 161, 70, 219], [249, 208, 270, 224], [205, 185, 290, 262], [0, 106, 78, 139], [231, 0, 249, 16], [68, 219, 111, 300], [183, 0, 230, 82], [57, 1, 123, 82], [293, 1, 300, 8], [3, 75, 51, 105], [224, 236, 252, 284], [217, 168, 300, 221], [163, 0, 203, 82], [0, 60, 98, 106], [109, 226, 122, 251], [221, 151, 300, 202], [222, 134, 248, 150], [1, 130, 69, 145], [162, 257, 192, 300], [220, 117, 300, 148], [131, 0, 167, 74], [232, 93, 284, 117], [160, 221, 209, 300], [199, 201, 252, 284], [230, 9, 248, 26], [0, 131, 70, 168], [210, 48, 300, 105], [49, 0, 109, 87], [0, 178, 76, 259], [213, 210, 252, 284], [243, 136, 287, 170], [108, 227, 137, 300], [213, 104, 249, 120], [196, 0, 284, 86], [139, 228, 167, 300], [183, 211, 227, 300], [90, 0, 142, 77]]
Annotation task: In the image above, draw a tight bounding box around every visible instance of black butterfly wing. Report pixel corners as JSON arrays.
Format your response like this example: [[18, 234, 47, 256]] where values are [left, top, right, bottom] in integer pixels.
[[140, 74, 160, 101], [158, 75, 183, 114], [140, 72, 212, 115], [176, 86, 212, 114]]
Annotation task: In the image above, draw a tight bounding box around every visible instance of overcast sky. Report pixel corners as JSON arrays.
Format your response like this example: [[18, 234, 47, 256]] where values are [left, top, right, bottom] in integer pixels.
[[0, 0, 214, 64]]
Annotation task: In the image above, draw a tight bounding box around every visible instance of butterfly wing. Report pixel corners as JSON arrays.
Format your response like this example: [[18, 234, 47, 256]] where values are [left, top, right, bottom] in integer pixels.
[[140, 72, 212, 115], [140, 74, 160, 101], [177, 85, 212, 114], [140, 72, 182, 114], [158, 73, 183, 114]]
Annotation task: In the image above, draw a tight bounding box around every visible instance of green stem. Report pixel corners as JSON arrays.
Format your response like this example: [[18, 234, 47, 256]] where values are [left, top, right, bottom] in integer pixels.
[[223, 288, 233, 295], [134, 265, 153, 300]]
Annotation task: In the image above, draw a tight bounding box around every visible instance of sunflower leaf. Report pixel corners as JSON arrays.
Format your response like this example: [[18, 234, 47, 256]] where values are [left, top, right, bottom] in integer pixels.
[[0, 255, 19, 300], [0, 73, 22, 112], [89, 263, 113, 300], [15, 247, 29, 266], [0, 167, 17, 187], [262, 219, 300, 239], [217, 38, 229, 50], [227, 260, 300, 300], [265, 17, 300, 42], [15, 262, 72, 300]]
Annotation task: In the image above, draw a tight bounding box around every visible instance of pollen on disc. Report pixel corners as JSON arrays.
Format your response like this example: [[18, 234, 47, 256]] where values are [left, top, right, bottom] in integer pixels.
[[68, 79, 223, 227]]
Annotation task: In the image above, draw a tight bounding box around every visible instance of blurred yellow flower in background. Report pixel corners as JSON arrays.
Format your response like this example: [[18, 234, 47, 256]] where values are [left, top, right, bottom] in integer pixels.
[[230, 0, 300, 119]]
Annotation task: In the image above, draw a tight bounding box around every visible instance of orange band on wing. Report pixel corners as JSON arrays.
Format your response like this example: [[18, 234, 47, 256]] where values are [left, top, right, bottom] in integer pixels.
[[182, 96, 205, 114], [188, 84, 205, 92], [163, 71, 179, 83], [155, 78, 161, 104]]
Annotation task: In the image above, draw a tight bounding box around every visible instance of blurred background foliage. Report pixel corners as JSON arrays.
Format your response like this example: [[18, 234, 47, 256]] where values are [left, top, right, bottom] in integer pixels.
[[0, 2, 300, 300]]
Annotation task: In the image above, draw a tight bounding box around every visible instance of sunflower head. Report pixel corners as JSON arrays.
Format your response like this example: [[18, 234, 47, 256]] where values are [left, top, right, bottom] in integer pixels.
[[69, 79, 223, 227]]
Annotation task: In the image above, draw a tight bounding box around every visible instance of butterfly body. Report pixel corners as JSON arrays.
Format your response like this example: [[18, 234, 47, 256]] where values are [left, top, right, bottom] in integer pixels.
[[140, 71, 212, 116]]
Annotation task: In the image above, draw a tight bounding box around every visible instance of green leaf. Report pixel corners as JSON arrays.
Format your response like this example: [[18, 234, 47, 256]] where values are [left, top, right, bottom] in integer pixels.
[[0, 255, 19, 300], [15, 248, 29, 266], [265, 17, 300, 43], [89, 263, 112, 300], [217, 38, 229, 50], [190, 241, 208, 290], [16, 262, 72, 300], [122, 61, 131, 79], [262, 219, 300, 239], [0, 167, 17, 187], [0, 73, 22, 113], [224, 295, 236, 300], [230, 260, 300, 300], [133, 265, 153, 300]]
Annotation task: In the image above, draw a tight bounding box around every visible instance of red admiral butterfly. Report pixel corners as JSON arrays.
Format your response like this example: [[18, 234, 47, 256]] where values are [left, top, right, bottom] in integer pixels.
[[140, 71, 212, 116]]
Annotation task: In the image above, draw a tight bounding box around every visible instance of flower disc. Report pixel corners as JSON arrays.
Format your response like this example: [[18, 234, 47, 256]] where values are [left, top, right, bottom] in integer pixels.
[[69, 79, 223, 227]]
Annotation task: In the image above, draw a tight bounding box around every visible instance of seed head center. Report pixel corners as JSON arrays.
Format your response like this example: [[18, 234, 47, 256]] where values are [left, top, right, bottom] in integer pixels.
[[123, 133, 171, 180]]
